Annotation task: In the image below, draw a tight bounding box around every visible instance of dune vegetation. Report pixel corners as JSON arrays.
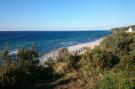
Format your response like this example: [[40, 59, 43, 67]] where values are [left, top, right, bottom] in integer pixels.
[[0, 28, 135, 89]]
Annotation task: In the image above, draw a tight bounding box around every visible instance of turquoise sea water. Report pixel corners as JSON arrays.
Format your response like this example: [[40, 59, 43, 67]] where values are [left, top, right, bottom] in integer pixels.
[[0, 31, 111, 55]]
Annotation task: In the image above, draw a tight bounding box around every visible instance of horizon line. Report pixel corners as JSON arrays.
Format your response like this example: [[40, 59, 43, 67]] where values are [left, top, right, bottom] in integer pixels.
[[0, 29, 110, 31]]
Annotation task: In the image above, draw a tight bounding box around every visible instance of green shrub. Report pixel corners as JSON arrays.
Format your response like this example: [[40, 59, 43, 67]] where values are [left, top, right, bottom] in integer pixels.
[[0, 61, 57, 89], [90, 46, 119, 69], [17, 46, 38, 61], [97, 71, 135, 89], [101, 32, 133, 54]]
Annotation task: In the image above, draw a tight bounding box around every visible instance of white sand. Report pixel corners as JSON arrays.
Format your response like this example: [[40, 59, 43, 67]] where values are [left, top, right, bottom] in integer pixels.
[[68, 38, 103, 53], [39, 38, 103, 64]]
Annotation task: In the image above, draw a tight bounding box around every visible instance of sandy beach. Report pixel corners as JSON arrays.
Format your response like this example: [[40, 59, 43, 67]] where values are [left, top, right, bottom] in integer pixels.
[[39, 38, 103, 63], [68, 38, 103, 54]]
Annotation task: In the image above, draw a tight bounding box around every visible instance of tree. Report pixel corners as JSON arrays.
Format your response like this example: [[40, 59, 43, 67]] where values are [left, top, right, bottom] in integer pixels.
[[1, 42, 9, 63], [28, 43, 38, 61], [17, 43, 38, 63]]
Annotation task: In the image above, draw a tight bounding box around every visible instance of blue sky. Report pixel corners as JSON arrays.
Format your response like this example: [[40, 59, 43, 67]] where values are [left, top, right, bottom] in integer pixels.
[[0, 0, 135, 31]]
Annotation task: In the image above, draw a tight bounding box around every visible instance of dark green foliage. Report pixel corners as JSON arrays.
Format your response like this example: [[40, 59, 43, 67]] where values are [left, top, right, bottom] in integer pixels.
[[0, 44, 58, 89], [17, 44, 38, 62], [57, 48, 70, 62], [68, 55, 81, 70], [1, 50, 9, 62], [57, 48, 81, 70], [0, 61, 57, 89], [97, 75, 115, 89], [52, 29, 135, 89], [101, 32, 132, 53], [0, 42, 9, 62], [90, 46, 119, 69], [97, 72, 135, 89]]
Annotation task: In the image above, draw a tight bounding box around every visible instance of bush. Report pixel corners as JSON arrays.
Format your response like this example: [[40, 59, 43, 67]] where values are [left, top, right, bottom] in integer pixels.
[[101, 32, 133, 55], [97, 71, 135, 89], [90, 46, 119, 69], [0, 61, 57, 89], [57, 48, 70, 62], [17, 47, 38, 61]]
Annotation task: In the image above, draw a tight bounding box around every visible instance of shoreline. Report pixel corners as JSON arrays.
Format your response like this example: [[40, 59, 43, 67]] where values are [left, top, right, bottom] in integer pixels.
[[68, 38, 103, 54], [39, 38, 104, 63]]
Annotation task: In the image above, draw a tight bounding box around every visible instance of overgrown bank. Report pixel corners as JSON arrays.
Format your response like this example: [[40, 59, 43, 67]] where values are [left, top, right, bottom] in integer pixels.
[[0, 29, 135, 89]]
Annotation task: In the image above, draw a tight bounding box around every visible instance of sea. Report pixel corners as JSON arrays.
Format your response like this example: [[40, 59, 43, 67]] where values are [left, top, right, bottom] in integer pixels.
[[0, 31, 111, 55]]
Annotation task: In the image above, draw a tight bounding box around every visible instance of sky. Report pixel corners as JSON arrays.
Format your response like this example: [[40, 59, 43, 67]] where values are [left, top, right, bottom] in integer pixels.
[[0, 0, 135, 31]]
